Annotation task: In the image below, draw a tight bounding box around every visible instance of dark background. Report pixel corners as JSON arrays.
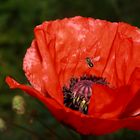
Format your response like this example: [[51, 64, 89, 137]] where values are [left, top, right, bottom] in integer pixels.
[[0, 0, 140, 139]]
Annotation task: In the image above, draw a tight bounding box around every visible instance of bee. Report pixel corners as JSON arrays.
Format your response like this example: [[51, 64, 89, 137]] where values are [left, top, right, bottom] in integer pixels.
[[85, 57, 94, 67], [85, 56, 101, 68]]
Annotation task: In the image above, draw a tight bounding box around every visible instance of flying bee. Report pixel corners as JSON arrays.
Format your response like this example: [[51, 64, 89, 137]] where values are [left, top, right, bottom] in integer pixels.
[[85, 56, 101, 68], [85, 57, 94, 67]]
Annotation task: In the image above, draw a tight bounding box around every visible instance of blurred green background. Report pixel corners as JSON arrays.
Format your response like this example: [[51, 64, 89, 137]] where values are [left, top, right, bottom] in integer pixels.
[[0, 0, 140, 139]]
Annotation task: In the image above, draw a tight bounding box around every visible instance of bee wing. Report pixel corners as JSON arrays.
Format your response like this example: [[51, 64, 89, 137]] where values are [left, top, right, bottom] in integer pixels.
[[92, 56, 101, 62]]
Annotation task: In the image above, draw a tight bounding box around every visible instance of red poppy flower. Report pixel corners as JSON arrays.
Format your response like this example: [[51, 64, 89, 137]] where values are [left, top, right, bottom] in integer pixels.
[[6, 16, 140, 135]]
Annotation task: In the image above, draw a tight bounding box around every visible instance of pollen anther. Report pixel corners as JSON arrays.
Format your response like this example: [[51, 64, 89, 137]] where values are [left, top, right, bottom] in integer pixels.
[[63, 75, 108, 114]]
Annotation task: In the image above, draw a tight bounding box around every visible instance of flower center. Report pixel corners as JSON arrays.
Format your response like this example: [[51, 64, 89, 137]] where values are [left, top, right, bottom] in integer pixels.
[[63, 75, 108, 114]]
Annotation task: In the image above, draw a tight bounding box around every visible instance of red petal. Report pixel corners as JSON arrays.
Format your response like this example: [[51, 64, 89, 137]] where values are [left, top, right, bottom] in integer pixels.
[[128, 67, 140, 95], [23, 30, 63, 104], [37, 17, 118, 87], [125, 116, 140, 130], [5, 76, 65, 121], [23, 40, 45, 93], [119, 68, 140, 118], [24, 16, 140, 103], [34, 17, 140, 89], [63, 108, 123, 135], [101, 23, 140, 88], [120, 68, 140, 118], [120, 92, 140, 118], [88, 84, 133, 119]]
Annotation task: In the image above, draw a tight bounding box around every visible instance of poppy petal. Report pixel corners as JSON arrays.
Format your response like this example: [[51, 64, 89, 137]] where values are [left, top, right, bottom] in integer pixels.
[[128, 67, 140, 95], [119, 68, 140, 118], [101, 23, 140, 88], [23, 30, 63, 104], [88, 84, 133, 119], [5, 76, 65, 121], [63, 107, 123, 135], [120, 91, 140, 118], [23, 40, 46, 94], [122, 115, 140, 130], [36, 17, 118, 87], [34, 17, 140, 90]]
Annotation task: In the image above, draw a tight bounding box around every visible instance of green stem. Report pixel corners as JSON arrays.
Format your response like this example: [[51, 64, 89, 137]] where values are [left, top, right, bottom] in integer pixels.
[[33, 100, 73, 140], [37, 118, 65, 140], [12, 122, 44, 140], [26, 108, 64, 140], [2, 117, 44, 140], [34, 100, 76, 139], [62, 124, 77, 140]]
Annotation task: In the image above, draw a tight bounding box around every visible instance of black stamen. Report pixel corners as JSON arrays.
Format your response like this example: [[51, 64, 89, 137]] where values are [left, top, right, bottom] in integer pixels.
[[63, 75, 108, 114]]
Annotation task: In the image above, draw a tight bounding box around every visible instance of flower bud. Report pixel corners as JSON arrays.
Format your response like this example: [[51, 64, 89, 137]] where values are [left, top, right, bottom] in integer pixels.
[[12, 95, 26, 115], [0, 118, 7, 132]]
